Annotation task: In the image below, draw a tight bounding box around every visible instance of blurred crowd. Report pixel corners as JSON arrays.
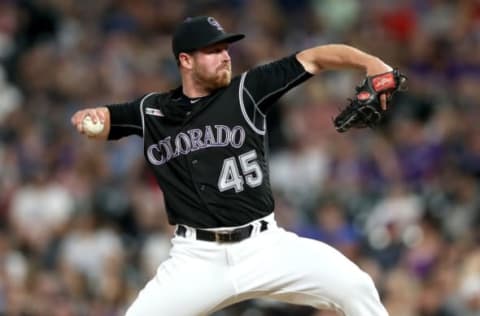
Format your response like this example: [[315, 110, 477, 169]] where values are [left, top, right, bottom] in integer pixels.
[[1, 0, 480, 315]]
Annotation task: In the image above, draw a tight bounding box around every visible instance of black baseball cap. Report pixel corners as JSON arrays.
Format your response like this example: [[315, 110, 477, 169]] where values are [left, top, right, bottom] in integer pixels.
[[172, 16, 245, 59]]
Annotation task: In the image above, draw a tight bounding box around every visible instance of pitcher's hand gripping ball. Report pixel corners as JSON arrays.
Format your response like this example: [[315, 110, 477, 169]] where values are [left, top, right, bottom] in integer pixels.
[[333, 69, 407, 132], [82, 116, 104, 136]]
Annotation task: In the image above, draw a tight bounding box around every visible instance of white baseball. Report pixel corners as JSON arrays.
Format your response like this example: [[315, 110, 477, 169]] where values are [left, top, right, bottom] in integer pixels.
[[82, 116, 104, 136]]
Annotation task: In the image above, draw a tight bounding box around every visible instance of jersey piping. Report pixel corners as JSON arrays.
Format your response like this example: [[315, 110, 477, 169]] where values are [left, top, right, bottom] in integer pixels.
[[110, 123, 142, 130], [139, 92, 158, 140], [239, 72, 266, 135], [256, 71, 309, 107]]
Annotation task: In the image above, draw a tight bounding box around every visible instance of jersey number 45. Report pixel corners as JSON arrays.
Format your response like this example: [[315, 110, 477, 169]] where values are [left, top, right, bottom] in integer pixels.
[[218, 149, 263, 193]]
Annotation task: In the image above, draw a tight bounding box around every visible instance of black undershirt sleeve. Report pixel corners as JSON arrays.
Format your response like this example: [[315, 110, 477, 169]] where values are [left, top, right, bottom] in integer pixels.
[[105, 96, 144, 140]]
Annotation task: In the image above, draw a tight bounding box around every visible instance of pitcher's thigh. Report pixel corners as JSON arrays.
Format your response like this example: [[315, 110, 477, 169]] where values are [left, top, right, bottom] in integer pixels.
[[262, 233, 388, 316], [125, 259, 235, 316]]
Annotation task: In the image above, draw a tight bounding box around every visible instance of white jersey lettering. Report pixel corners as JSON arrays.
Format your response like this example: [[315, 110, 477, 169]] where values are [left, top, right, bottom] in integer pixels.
[[147, 125, 246, 166]]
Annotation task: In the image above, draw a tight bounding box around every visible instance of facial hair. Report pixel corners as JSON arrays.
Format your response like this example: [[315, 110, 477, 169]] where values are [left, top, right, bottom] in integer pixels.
[[194, 62, 231, 92]]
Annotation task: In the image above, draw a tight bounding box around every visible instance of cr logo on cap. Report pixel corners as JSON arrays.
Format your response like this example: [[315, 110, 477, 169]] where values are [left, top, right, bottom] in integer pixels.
[[207, 17, 224, 31]]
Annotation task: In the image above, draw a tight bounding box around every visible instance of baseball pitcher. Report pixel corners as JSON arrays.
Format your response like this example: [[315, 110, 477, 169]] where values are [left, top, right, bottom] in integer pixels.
[[72, 16, 404, 316]]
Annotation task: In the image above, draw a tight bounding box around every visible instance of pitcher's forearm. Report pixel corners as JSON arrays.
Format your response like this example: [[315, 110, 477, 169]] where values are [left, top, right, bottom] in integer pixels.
[[296, 44, 392, 76]]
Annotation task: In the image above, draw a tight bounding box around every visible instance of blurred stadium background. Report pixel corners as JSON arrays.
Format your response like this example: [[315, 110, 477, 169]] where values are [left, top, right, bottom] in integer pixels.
[[1, 0, 480, 315]]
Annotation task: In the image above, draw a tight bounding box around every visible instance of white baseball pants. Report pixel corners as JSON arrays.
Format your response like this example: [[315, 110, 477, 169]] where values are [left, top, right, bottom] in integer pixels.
[[125, 213, 388, 316]]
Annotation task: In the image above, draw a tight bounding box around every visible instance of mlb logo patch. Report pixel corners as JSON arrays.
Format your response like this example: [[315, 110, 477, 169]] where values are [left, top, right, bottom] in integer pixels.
[[145, 107, 164, 117]]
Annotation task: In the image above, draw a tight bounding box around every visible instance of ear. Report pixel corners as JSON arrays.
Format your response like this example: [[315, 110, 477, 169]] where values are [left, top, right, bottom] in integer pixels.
[[178, 52, 193, 70]]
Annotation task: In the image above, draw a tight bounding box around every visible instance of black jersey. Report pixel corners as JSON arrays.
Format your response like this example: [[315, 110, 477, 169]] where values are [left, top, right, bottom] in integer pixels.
[[107, 55, 312, 228]]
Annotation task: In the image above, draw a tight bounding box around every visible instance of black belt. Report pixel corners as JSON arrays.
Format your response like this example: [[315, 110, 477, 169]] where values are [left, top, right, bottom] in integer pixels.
[[176, 220, 269, 242]]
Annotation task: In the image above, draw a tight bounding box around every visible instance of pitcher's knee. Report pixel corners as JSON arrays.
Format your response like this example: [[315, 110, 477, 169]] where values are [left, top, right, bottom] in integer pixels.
[[124, 297, 151, 316], [125, 303, 141, 316], [340, 272, 387, 316], [335, 270, 378, 297], [353, 272, 379, 297], [124, 306, 135, 316]]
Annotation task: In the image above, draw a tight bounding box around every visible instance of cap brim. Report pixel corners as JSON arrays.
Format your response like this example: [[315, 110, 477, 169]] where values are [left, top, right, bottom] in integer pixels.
[[199, 33, 245, 50]]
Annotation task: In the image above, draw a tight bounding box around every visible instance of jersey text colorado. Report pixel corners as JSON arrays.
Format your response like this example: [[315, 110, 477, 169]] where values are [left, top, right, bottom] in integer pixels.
[[147, 125, 246, 165]]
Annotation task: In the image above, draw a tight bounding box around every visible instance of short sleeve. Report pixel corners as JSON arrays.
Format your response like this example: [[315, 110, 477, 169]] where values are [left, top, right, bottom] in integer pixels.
[[242, 54, 313, 114], [105, 96, 144, 140]]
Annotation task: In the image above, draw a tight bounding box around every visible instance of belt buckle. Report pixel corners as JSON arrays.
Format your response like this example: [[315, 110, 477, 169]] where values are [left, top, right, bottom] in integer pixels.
[[215, 230, 233, 242]]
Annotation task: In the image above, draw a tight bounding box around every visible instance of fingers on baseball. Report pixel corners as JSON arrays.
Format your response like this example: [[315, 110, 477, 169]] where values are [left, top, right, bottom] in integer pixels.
[[84, 110, 101, 124], [76, 122, 84, 133], [90, 111, 104, 123], [71, 114, 84, 133], [72, 109, 105, 127], [71, 111, 89, 134]]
